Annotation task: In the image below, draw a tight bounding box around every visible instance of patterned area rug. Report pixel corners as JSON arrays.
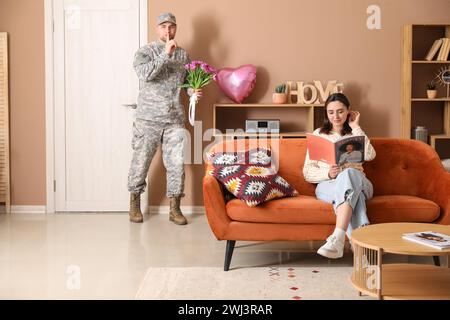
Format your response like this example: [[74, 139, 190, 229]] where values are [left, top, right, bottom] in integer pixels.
[[135, 266, 372, 300]]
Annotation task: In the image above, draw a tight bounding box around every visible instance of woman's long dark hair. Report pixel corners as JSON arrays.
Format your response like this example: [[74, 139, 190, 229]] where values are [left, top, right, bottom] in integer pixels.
[[319, 92, 353, 136]]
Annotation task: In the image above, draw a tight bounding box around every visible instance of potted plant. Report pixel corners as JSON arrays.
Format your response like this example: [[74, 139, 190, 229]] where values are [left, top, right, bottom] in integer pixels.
[[427, 80, 437, 99], [272, 84, 287, 104]]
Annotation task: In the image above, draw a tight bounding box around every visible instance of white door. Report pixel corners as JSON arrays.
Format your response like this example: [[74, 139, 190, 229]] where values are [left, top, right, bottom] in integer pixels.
[[54, 0, 148, 211]]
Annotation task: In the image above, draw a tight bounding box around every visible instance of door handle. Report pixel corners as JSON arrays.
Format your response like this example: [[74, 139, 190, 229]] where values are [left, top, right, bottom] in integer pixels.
[[122, 103, 137, 109]]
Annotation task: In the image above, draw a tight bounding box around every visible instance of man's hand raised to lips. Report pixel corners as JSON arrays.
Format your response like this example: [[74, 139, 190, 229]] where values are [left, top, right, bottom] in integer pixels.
[[165, 33, 177, 56]]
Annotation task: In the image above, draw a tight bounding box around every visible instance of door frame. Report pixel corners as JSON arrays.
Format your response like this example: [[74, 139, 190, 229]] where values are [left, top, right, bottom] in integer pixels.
[[44, 0, 148, 213]]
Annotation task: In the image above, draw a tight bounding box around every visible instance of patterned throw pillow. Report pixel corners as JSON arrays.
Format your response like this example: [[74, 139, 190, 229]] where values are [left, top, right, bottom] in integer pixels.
[[206, 151, 246, 166], [246, 147, 273, 166], [209, 164, 298, 207], [206, 147, 272, 167]]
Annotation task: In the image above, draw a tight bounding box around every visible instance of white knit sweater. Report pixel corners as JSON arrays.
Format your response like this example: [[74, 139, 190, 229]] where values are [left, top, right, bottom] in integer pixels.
[[303, 126, 376, 184]]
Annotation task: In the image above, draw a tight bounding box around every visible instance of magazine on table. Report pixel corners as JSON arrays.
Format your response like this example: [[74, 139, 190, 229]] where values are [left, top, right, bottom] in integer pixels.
[[306, 134, 365, 167], [402, 231, 450, 250]]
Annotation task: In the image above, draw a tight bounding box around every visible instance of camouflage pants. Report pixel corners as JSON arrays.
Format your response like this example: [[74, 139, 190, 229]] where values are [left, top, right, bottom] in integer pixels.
[[127, 118, 186, 197]]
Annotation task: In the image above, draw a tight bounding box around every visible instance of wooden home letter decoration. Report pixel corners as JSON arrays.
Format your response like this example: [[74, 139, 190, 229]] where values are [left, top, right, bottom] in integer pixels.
[[287, 80, 344, 104]]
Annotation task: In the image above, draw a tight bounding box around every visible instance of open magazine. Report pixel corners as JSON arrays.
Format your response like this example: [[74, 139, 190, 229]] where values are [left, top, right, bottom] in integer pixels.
[[402, 231, 450, 250], [306, 134, 365, 166]]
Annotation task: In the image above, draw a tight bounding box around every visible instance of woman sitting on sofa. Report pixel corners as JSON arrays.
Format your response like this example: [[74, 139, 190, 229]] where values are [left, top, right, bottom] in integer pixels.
[[303, 93, 376, 259]]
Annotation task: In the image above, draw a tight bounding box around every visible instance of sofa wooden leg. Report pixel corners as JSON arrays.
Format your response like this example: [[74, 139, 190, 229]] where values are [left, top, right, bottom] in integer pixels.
[[224, 240, 236, 271], [433, 256, 440, 266]]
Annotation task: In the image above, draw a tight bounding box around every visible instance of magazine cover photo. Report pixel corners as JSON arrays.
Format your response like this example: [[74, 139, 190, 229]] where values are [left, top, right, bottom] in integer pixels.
[[336, 136, 366, 166]]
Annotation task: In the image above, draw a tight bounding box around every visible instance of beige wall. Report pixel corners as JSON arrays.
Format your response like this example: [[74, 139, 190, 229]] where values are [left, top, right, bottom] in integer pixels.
[[0, 0, 46, 206], [0, 0, 449, 206]]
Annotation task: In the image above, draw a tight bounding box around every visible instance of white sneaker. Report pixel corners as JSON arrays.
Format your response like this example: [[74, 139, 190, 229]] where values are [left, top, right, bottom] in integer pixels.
[[317, 235, 345, 259]]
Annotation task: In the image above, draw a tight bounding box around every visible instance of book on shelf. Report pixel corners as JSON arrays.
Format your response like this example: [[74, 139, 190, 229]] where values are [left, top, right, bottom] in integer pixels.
[[402, 231, 450, 250], [437, 38, 450, 61], [444, 38, 450, 60], [306, 134, 365, 167], [425, 38, 444, 61]]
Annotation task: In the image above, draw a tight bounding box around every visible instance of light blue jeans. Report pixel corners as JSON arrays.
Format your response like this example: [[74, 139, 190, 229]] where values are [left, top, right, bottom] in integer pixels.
[[315, 168, 373, 237]]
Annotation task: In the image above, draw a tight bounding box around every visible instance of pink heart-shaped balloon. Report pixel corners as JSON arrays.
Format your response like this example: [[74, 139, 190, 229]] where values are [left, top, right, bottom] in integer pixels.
[[216, 65, 257, 103]]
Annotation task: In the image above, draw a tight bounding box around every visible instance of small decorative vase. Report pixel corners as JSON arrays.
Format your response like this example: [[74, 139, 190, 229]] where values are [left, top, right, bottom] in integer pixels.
[[427, 90, 437, 99], [272, 93, 287, 104]]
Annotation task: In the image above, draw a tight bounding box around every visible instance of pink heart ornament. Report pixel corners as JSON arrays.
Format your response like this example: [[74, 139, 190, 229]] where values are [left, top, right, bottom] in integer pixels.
[[216, 64, 257, 103]]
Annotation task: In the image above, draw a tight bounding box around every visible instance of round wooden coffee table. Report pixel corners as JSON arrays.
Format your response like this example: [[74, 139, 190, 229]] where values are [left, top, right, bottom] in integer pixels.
[[350, 223, 450, 300]]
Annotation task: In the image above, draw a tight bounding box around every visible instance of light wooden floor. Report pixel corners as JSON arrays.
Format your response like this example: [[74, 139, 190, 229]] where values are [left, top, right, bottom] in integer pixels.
[[0, 212, 436, 299]]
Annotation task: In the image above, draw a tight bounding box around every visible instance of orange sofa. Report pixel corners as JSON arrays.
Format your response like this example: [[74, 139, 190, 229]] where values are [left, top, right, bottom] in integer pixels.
[[203, 138, 450, 270]]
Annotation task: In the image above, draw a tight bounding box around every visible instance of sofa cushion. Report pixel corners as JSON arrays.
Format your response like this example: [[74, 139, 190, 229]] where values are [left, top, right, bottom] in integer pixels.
[[209, 164, 298, 207], [226, 195, 440, 224], [366, 195, 440, 223], [226, 195, 336, 223]]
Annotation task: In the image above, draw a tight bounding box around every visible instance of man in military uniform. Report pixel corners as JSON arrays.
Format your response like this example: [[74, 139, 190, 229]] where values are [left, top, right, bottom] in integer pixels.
[[127, 12, 202, 224]]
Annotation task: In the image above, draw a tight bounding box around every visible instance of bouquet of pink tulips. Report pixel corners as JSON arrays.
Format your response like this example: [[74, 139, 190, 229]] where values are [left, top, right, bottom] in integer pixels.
[[181, 60, 217, 126]]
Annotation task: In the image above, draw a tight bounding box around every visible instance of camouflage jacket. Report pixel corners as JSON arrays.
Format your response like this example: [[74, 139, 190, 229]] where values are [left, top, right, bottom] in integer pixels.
[[133, 41, 190, 124]]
